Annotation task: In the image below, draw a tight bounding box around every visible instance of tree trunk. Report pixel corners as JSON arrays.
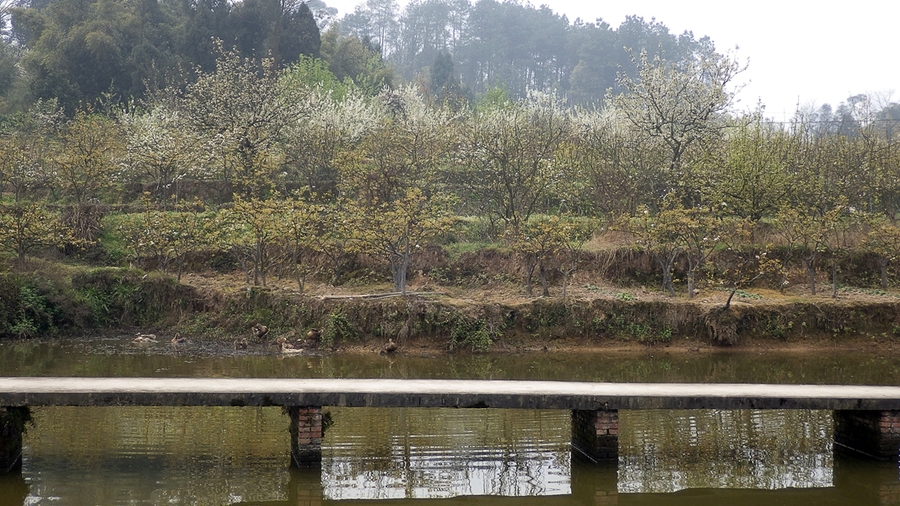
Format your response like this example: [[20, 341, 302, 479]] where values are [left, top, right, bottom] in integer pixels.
[[253, 240, 261, 286], [16, 241, 26, 267], [663, 269, 675, 296], [657, 253, 677, 296], [398, 254, 409, 295], [779, 257, 792, 293], [390, 257, 401, 293], [831, 256, 838, 299], [804, 258, 816, 295], [561, 267, 575, 298], [687, 267, 696, 299], [234, 248, 251, 285], [879, 258, 889, 289], [724, 287, 737, 310], [539, 262, 549, 297], [260, 240, 268, 287], [293, 248, 304, 293], [524, 255, 536, 297], [327, 251, 345, 286]]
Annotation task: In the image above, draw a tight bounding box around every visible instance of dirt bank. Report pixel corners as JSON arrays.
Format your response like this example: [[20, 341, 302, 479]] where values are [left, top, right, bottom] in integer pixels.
[[5, 261, 900, 355], [173, 270, 900, 354]]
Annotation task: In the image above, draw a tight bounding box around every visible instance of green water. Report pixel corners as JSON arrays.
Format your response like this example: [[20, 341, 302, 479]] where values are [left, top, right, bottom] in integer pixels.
[[4, 336, 900, 384], [1, 336, 899, 505]]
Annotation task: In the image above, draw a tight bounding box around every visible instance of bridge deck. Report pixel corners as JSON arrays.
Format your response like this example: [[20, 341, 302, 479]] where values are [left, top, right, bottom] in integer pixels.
[[2, 377, 900, 410]]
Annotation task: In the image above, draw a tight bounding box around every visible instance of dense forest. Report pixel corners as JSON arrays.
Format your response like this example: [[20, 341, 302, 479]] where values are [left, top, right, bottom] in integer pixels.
[[2, 0, 900, 340]]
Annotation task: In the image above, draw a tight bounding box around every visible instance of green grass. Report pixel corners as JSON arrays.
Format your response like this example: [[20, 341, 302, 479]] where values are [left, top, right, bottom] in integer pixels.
[[98, 213, 141, 265], [441, 241, 502, 261]]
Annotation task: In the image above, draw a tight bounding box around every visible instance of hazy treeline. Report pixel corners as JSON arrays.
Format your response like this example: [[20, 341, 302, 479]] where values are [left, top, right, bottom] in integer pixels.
[[337, 0, 715, 103], [1, 0, 726, 112]]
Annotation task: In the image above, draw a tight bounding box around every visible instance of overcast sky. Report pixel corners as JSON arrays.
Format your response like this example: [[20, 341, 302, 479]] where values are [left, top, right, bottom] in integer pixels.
[[324, 0, 898, 121]]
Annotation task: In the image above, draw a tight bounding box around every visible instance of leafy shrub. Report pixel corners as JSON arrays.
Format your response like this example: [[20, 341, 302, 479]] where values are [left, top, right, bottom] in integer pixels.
[[0, 275, 58, 338], [322, 310, 357, 346], [449, 316, 497, 352]]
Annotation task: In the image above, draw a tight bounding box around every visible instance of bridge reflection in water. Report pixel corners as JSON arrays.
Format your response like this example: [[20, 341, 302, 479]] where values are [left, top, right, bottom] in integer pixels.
[[4, 378, 900, 505], [4, 406, 899, 506]]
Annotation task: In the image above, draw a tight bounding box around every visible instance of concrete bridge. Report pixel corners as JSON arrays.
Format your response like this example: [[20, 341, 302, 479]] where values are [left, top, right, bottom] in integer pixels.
[[2, 377, 900, 471]]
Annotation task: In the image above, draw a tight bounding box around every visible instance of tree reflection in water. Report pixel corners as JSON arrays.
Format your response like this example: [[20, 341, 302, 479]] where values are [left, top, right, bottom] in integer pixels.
[[618, 409, 833, 493], [5, 405, 898, 505], [320, 407, 571, 500]]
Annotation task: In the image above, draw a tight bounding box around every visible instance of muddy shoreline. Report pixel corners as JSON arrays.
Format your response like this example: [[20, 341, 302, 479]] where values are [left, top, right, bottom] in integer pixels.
[[77, 326, 900, 360]]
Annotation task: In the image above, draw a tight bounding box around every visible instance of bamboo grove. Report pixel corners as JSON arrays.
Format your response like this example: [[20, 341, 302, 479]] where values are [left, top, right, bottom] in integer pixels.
[[1, 46, 900, 300]]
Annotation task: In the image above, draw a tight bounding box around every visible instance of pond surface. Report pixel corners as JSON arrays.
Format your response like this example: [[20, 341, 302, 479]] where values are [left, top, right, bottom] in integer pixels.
[[1, 336, 899, 505]]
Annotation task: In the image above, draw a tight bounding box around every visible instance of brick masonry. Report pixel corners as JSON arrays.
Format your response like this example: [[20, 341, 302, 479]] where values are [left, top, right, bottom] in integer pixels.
[[571, 409, 619, 462], [834, 410, 900, 460], [288, 406, 323, 466]]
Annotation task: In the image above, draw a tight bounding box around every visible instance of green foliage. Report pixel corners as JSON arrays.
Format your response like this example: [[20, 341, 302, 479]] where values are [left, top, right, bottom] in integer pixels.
[[51, 110, 123, 207], [281, 55, 348, 99], [0, 274, 60, 338], [762, 316, 793, 340], [448, 315, 497, 353], [319, 26, 393, 95], [72, 269, 146, 326], [474, 86, 512, 112], [95, 213, 132, 266], [441, 241, 498, 261], [67, 267, 190, 328], [347, 188, 457, 293], [230, 0, 320, 67], [706, 113, 794, 222], [773, 203, 848, 296], [119, 202, 212, 278], [9, 281, 53, 337], [732, 289, 763, 300], [10, 0, 320, 108], [510, 213, 596, 297], [322, 310, 357, 346], [603, 313, 673, 345], [7, 281, 56, 338], [0, 201, 70, 266]]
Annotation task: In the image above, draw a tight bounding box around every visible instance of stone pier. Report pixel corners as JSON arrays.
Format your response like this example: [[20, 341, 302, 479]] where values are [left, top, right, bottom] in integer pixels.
[[0, 407, 25, 473], [834, 410, 900, 460], [288, 406, 323, 466], [571, 409, 619, 462]]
